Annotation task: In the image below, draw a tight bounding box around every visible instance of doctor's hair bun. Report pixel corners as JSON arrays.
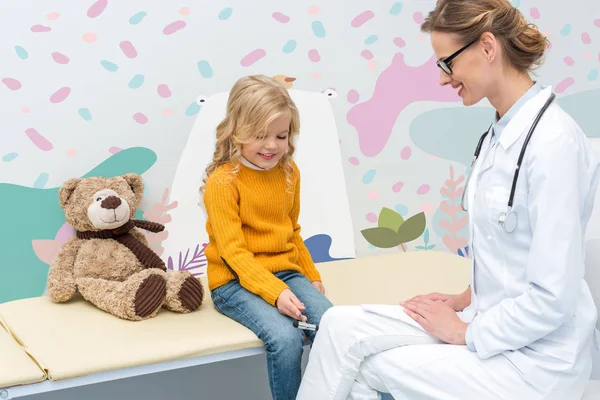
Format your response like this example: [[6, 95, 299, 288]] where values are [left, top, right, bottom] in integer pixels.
[[421, 0, 548, 73]]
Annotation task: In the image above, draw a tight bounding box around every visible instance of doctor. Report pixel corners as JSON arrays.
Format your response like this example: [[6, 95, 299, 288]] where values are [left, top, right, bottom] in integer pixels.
[[297, 0, 600, 399]]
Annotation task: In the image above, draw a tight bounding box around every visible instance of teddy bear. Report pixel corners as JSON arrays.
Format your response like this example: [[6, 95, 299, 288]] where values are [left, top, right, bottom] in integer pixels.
[[46, 173, 204, 321]]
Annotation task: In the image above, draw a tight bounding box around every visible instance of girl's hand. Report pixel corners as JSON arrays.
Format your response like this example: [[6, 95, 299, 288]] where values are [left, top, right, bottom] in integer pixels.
[[312, 281, 326, 295], [276, 289, 307, 321], [403, 298, 469, 345]]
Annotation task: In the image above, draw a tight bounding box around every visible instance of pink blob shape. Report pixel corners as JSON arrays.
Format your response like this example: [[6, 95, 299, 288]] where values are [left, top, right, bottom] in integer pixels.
[[2, 78, 22, 90], [368, 60, 377, 70], [392, 181, 404, 193], [582, 33, 591, 44], [419, 203, 435, 215], [347, 53, 460, 156], [393, 37, 406, 48], [82, 33, 97, 43], [47, 12, 60, 20], [585, 53, 592, 60], [22, 107, 30, 113], [157, 84, 172, 98], [366, 213, 377, 223], [564, 56, 574, 66], [361, 50, 374, 60], [308, 5, 320, 15], [400, 146, 411, 160], [55, 222, 75, 243], [308, 49, 321, 62], [241, 49, 266, 67], [50, 87, 71, 103], [87, 0, 108, 18], [25, 128, 53, 151], [367, 191, 380, 200], [555, 77, 575, 93], [109, 146, 122, 154], [66, 149, 77, 157], [417, 184, 430, 195], [347, 90, 360, 104], [417, 34, 426, 41], [163, 20, 186, 35], [351, 11, 374, 28], [120, 41, 138, 58], [31, 25, 51, 33], [272, 12, 290, 23], [133, 113, 148, 124], [179, 7, 190, 16], [162, 108, 173, 116], [52, 52, 70, 64], [348, 156, 360, 165], [595, 19, 600, 28], [413, 12, 424, 24], [312, 72, 322, 79], [530, 7, 541, 19]]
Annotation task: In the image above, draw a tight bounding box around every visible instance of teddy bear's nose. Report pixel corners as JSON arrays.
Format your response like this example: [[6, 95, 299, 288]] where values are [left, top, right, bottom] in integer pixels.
[[101, 196, 122, 210]]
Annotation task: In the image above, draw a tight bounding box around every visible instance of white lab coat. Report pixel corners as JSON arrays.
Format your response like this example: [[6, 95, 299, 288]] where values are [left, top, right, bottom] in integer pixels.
[[297, 86, 600, 400]]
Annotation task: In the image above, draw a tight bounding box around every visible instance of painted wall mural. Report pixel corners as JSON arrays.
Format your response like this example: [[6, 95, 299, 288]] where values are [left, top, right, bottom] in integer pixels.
[[1, 0, 599, 303]]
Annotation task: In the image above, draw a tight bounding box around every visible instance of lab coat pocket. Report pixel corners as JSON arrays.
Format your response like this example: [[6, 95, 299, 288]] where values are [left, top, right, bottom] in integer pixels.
[[484, 186, 530, 233]]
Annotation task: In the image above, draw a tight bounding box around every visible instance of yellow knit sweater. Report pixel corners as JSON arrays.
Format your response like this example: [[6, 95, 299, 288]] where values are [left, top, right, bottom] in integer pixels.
[[203, 161, 322, 306]]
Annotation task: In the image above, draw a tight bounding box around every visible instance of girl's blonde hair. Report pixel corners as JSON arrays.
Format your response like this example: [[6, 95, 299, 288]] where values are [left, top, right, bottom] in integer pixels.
[[200, 74, 300, 193]]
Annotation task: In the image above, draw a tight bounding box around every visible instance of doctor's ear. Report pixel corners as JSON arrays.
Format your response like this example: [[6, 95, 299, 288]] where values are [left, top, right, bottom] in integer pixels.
[[480, 32, 497, 62]]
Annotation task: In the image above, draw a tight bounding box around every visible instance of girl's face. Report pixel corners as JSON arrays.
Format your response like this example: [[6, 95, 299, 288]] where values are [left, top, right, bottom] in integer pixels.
[[241, 114, 290, 169]]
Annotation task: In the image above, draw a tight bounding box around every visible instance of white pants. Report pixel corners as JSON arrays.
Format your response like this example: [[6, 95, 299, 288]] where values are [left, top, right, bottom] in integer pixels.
[[297, 305, 563, 400]]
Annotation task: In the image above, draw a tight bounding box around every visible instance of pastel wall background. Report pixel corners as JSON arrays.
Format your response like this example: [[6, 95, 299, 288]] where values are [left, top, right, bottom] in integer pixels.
[[1, 0, 600, 304]]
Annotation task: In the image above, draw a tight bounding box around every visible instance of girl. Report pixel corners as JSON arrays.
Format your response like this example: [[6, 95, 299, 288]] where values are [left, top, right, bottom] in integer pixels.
[[297, 1, 599, 399], [201, 74, 333, 400]]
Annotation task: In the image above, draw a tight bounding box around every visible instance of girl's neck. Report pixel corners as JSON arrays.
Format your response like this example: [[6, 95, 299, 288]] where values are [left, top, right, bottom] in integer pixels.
[[240, 156, 278, 171]]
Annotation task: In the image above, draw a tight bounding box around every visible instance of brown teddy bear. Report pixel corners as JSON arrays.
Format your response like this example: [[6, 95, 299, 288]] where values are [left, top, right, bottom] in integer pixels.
[[47, 173, 204, 321]]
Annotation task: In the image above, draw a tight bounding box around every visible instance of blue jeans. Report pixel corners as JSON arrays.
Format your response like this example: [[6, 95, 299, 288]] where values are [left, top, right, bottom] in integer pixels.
[[211, 270, 333, 400]]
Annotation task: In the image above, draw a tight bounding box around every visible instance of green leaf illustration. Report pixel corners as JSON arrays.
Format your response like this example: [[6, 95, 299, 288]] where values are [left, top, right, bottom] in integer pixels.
[[361, 227, 402, 248], [378, 207, 404, 231], [427, 244, 436, 250], [415, 245, 426, 250], [423, 228, 430, 245], [397, 212, 426, 243]]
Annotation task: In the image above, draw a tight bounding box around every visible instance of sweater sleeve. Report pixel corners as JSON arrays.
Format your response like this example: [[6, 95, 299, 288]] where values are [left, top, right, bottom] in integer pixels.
[[289, 167, 322, 282], [203, 171, 289, 306]]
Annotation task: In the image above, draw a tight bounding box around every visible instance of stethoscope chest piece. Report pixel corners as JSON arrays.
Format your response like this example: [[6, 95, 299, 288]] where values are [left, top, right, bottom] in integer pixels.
[[499, 210, 518, 233]]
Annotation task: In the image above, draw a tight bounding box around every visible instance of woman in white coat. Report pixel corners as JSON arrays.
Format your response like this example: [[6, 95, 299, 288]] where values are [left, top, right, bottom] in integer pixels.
[[297, 0, 600, 399]]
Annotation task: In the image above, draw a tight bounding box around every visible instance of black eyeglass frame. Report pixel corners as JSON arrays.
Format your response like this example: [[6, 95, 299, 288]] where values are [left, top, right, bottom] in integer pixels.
[[436, 38, 478, 75]]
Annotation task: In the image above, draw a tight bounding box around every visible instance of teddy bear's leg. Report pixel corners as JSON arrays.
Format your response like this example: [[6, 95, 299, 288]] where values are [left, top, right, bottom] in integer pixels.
[[76, 269, 167, 321], [163, 270, 204, 313]]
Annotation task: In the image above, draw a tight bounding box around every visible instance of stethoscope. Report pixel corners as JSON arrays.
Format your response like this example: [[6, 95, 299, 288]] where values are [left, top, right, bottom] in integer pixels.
[[461, 92, 556, 233]]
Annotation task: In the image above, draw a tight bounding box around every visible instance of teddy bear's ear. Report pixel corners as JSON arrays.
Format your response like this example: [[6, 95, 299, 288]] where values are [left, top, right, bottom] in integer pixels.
[[59, 178, 82, 208], [122, 173, 144, 204]]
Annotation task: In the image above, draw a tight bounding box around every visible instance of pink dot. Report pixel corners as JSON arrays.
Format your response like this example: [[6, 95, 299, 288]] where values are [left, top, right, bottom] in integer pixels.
[[366, 213, 377, 223], [66, 149, 78, 157], [582, 33, 592, 44], [393, 37, 406, 48], [82, 33, 97, 43], [31, 25, 51, 33], [312, 72, 322, 79], [368, 60, 377, 70], [163, 20, 186, 35], [595, 19, 600, 28], [585, 53, 592, 60], [413, 12, 424, 24], [367, 191, 380, 200], [25, 128, 53, 151], [272, 12, 290, 23], [348, 157, 360, 166], [2, 78, 22, 90], [347, 90, 360, 104], [564, 56, 574, 66], [543, 29, 550, 36], [157, 84, 172, 98], [419, 203, 435, 215], [530, 7, 541, 19], [179, 7, 191, 16], [47, 12, 60, 20], [555, 77, 575, 93], [119, 41, 138, 58], [22, 107, 30, 113], [417, 34, 426, 40], [162, 108, 173, 116], [400, 146, 412, 160], [49, 87, 71, 103], [52, 52, 70, 64], [133, 113, 148, 124], [548, 41, 552, 50], [109, 147, 122, 154], [308, 5, 320, 15], [392, 181, 404, 193], [87, 0, 108, 18], [351, 11, 375, 28], [429, 155, 438, 160], [361, 50, 374, 60], [308, 49, 321, 62], [417, 184, 430, 195], [240, 49, 266, 67]]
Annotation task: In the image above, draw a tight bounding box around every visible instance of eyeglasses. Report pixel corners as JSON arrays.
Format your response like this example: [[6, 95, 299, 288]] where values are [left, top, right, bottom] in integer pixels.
[[436, 39, 478, 75]]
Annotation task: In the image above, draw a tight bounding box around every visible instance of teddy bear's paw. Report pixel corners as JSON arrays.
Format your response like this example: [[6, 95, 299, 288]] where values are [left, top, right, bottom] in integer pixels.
[[178, 276, 204, 312], [164, 271, 204, 313], [134, 273, 167, 318]]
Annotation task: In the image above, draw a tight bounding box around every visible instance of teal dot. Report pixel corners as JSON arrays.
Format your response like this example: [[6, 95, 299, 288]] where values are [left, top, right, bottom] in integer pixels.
[[15, 46, 28, 59], [394, 204, 408, 216], [128, 74, 145, 89], [390, 3, 403, 16], [362, 169, 377, 184], [185, 101, 201, 116], [589, 69, 599, 81], [365, 35, 378, 45], [312, 21, 326, 38], [197, 60, 213, 78], [78, 108, 92, 121], [282, 40, 297, 54], [33, 173, 49, 189], [129, 11, 147, 25], [219, 7, 233, 20], [100, 60, 119, 72], [560, 24, 572, 36], [511, 0, 520, 7], [2, 152, 18, 162]]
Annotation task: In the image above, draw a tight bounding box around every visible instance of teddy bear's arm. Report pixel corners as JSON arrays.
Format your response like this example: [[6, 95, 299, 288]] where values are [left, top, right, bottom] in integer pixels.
[[47, 237, 82, 302]]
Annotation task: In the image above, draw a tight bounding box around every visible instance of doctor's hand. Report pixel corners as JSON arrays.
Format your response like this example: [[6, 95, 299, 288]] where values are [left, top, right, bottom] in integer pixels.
[[403, 298, 469, 345], [401, 291, 469, 312]]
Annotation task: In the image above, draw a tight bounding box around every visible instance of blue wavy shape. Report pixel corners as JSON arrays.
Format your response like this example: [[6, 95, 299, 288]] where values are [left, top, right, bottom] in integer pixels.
[[304, 234, 353, 263]]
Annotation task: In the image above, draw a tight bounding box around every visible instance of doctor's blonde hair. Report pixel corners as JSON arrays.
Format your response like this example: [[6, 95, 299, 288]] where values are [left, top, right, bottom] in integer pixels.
[[200, 75, 300, 194], [421, 0, 548, 73]]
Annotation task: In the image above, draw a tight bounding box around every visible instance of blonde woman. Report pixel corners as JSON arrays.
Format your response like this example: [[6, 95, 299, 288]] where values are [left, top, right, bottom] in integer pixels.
[[297, 1, 599, 399], [202, 75, 332, 400]]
